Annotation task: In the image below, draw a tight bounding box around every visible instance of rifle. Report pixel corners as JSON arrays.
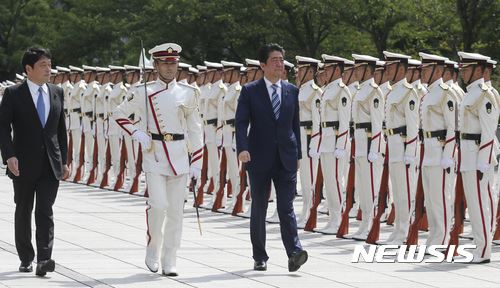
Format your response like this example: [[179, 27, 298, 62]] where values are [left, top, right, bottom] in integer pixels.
[[366, 143, 390, 244], [386, 203, 396, 225], [99, 140, 112, 188], [406, 143, 425, 245], [232, 163, 247, 215], [129, 144, 143, 194], [212, 147, 227, 211], [73, 132, 85, 183], [337, 139, 356, 238], [113, 137, 127, 191], [305, 162, 324, 231], [194, 145, 209, 207], [65, 132, 73, 180], [448, 147, 464, 255]]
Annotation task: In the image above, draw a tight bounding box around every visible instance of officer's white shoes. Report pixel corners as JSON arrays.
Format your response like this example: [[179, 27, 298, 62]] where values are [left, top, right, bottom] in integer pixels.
[[453, 255, 490, 264], [162, 249, 178, 277], [492, 239, 500, 245], [351, 231, 368, 241], [145, 257, 159, 273], [349, 204, 359, 218], [314, 223, 339, 235], [318, 202, 329, 214], [238, 209, 251, 218]]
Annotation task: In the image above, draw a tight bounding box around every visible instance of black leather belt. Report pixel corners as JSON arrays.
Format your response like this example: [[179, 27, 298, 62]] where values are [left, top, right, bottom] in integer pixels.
[[151, 133, 185, 141], [84, 111, 93, 117], [71, 108, 81, 113], [355, 122, 372, 131], [385, 126, 407, 136], [460, 133, 481, 141], [321, 121, 339, 129], [423, 129, 446, 140], [224, 119, 235, 126], [300, 121, 312, 130], [205, 118, 217, 126], [64, 108, 68, 113], [96, 113, 105, 118]]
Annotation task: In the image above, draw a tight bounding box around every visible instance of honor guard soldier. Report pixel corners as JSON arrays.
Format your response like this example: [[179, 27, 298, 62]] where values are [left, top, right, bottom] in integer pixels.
[[314, 54, 352, 234], [283, 60, 294, 81], [107, 65, 128, 187], [349, 54, 385, 240], [177, 62, 191, 83], [220, 61, 244, 212], [94, 67, 112, 185], [378, 51, 419, 244], [81, 65, 100, 183], [419, 52, 458, 247], [188, 66, 198, 86], [195, 65, 208, 114], [113, 43, 203, 276], [457, 52, 499, 263], [67, 65, 86, 181], [295, 55, 322, 228], [56, 66, 73, 133], [202, 61, 226, 206]]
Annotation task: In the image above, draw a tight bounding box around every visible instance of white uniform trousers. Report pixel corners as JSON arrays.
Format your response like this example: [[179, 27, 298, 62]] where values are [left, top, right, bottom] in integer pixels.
[[224, 146, 240, 211], [422, 166, 453, 246], [462, 169, 494, 260], [297, 156, 319, 228], [123, 135, 136, 186], [352, 156, 383, 239], [145, 173, 187, 270], [69, 129, 82, 178], [108, 135, 121, 179], [316, 152, 345, 233], [83, 131, 94, 177], [95, 126, 107, 183], [386, 161, 415, 243]]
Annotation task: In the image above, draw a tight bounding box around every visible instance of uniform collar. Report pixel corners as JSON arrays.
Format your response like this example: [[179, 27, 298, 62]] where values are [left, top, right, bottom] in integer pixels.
[[428, 77, 443, 90], [157, 78, 176, 89], [299, 78, 315, 89], [466, 77, 484, 92], [324, 78, 343, 90]]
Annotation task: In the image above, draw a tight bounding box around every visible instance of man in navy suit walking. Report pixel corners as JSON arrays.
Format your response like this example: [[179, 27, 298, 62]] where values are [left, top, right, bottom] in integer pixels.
[[235, 44, 308, 272]]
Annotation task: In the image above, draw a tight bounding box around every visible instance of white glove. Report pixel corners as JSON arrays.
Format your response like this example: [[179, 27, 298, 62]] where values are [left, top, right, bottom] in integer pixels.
[[190, 166, 202, 180], [334, 149, 346, 159], [308, 149, 320, 159], [132, 130, 151, 150], [368, 152, 379, 163], [440, 157, 454, 170], [477, 162, 490, 174], [404, 155, 415, 165]]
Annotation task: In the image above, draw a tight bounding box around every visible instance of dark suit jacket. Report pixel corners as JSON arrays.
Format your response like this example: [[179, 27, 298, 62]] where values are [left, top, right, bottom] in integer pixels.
[[0, 81, 67, 181], [235, 78, 301, 172]]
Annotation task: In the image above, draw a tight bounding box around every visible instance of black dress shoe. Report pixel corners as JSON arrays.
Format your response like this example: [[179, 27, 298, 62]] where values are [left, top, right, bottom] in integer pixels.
[[288, 250, 308, 272], [162, 270, 179, 277], [253, 260, 267, 271], [36, 259, 55, 277], [19, 262, 33, 272]]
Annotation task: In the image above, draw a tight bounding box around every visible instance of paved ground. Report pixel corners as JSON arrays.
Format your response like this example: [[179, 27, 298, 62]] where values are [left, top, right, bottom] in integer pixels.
[[1, 168, 500, 287]]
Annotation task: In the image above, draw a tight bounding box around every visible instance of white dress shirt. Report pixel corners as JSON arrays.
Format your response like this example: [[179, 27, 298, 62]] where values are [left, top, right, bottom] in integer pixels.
[[27, 78, 50, 123], [263, 77, 282, 104]]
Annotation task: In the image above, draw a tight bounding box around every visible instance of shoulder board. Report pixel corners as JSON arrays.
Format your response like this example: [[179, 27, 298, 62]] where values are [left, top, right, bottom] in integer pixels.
[[439, 83, 449, 90], [356, 84, 361, 90], [178, 81, 196, 89], [370, 82, 378, 88], [404, 82, 413, 89], [480, 83, 489, 91], [219, 82, 226, 89], [417, 84, 424, 90], [311, 83, 319, 90], [338, 82, 346, 88]]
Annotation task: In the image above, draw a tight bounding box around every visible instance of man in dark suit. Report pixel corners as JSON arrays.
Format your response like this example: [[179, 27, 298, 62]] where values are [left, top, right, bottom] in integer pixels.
[[0, 47, 68, 276], [235, 44, 308, 272]]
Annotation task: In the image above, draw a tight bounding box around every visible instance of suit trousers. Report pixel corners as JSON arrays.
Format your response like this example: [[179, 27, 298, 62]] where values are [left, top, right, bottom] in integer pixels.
[[13, 152, 59, 262], [248, 153, 302, 262]]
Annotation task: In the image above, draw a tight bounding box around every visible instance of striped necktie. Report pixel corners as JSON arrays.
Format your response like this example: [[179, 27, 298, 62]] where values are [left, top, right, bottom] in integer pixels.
[[271, 83, 280, 120], [36, 86, 46, 127]]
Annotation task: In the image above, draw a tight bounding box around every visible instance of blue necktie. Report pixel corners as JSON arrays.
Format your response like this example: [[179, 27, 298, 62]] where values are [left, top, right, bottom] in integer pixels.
[[36, 87, 45, 127], [271, 84, 281, 120]]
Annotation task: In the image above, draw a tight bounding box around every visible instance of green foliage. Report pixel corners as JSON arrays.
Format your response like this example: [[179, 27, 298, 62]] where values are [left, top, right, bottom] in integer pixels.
[[0, 0, 498, 86]]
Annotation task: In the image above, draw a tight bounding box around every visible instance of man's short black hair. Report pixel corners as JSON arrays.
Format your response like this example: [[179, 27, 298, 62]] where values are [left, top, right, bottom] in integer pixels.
[[22, 47, 51, 73], [258, 43, 285, 64]]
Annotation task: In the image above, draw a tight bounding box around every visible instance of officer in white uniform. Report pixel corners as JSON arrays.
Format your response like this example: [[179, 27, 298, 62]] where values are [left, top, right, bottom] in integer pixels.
[[113, 43, 203, 276], [349, 54, 385, 240], [295, 56, 322, 229], [220, 61, 244, 212], [314, 54, 352, 234], [81, 65, 99, 183], [458, 52, 499, 263], [378, 51, 419, 244], [94, 67, 112, 185], [202, 61, 227, 206], [419, 52, 457, 247]]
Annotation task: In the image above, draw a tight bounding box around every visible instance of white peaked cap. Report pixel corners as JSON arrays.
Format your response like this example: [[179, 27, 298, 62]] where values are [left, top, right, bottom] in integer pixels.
[[69, 65, 84, 72], [245, 58, 260, 67], [56, 66, 71, 72], [352, 54, 379, 62]]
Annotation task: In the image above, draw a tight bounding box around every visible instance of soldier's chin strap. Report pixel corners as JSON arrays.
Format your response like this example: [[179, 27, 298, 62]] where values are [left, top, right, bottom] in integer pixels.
[[327, 65, 342, 84], [467, 64, 485, 85], [426, 64, 437, 85], [346, 68, 354, 85], [299, 66, 312, 86], [392, 62, 402, 83], [228, 69, 235, 84], [360, 65, 370, 82]]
